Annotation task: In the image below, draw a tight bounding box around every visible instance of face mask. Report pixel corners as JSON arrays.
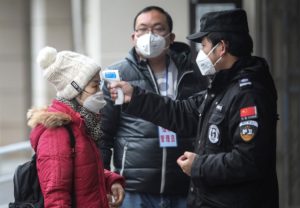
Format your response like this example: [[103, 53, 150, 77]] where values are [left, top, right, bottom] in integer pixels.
[[83, 91, 106, 114], [196, 43, 222, 76], [136, 33, 169, 58]]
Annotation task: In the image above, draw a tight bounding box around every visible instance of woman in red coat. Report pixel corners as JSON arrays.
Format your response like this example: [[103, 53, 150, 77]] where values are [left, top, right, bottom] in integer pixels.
[[27, 46, 125, 208]]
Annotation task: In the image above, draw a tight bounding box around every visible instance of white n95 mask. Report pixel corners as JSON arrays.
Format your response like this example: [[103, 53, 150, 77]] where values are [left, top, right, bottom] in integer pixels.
[[136, 33, 167, 58], [196, 43, 222, 76], [83, 91, 106, 114]]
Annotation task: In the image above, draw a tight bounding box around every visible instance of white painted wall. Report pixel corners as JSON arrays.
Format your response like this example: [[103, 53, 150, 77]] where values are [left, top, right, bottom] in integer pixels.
[[84, 0, 189, 67]]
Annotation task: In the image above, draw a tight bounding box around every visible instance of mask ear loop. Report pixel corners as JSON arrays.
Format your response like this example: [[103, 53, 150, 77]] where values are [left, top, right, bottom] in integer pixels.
[[213, 56, 223, 66], [214, 41, 227, 66], [207, 43, 223, 66], [207, 43, 220, 56]]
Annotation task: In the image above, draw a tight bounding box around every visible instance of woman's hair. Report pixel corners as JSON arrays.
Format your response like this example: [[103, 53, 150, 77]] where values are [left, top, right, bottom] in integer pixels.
[[207, 32, 253, 57]]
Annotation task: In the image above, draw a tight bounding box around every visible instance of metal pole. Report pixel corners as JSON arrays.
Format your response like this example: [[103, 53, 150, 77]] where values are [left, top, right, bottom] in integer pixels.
[[84, 0, 102, 65], [71, 0, 84, 53], [30, 0, 47, 106]]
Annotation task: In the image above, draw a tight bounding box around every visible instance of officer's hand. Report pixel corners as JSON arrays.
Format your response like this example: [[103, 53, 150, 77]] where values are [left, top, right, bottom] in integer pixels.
[[177, 151, 196, 176], [108, 182, 125, 208], [108, 81, 133, 103]]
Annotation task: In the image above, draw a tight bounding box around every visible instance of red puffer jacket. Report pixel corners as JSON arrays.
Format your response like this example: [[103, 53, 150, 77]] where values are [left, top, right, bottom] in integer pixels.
[[28, 100, 124, 208]]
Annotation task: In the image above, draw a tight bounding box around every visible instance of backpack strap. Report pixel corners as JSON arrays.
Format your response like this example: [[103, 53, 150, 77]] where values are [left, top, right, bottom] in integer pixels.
[[64, 125, 76, 208], [65, 125, 76, 154]]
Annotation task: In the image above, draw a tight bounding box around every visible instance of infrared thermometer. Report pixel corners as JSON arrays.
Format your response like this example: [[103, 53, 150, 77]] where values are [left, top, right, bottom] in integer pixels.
[[101, 69, 124, 105]]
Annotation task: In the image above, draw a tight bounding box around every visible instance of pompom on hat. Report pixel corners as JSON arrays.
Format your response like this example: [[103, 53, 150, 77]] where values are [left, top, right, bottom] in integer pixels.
[[37, 46, 101, 100]]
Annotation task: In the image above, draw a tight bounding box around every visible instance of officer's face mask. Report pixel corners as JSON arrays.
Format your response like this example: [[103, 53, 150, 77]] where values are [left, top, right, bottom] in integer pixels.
[[136, 32, 170, 59], [83, 91, 106, 114], [196, 43, 222, 76]]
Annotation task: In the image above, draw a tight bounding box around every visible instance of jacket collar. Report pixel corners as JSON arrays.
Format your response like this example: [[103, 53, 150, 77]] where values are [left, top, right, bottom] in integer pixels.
[[209, 56, 276, 98]]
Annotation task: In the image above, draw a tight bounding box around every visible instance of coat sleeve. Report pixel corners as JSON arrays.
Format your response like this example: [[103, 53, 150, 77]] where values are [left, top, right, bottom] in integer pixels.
[[99, 83, 121, 169], [104, 169, 125, 193], [191, 89, 277, 186], [36, 127, 73, 207], [124, 86, 203, 137]]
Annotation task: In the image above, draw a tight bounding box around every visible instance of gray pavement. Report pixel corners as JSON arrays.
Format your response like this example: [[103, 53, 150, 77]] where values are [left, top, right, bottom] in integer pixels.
[[0, 178, 14, 207]]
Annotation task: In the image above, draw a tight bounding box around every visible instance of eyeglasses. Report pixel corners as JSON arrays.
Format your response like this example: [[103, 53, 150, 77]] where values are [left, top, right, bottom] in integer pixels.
[[135, 26, 167, 36]]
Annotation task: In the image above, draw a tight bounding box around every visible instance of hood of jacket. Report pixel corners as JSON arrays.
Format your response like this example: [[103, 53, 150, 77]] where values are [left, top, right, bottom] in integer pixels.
[[28, 100, 83, 151]]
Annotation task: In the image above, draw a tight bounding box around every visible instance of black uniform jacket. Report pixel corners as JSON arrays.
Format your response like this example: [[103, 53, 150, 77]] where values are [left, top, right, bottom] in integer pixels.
[[100, 42, 208, 195], [124, 56, 279, 208]]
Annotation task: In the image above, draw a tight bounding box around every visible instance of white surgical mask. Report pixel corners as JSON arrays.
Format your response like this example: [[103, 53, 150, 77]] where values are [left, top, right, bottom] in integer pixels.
[[83, 91, 106, 114], [136, 33, 169, 58], [196, 43, 222, 76]]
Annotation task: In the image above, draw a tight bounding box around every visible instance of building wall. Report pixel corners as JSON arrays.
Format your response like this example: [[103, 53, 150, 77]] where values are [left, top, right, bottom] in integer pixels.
[[0, 0, 31, 145], [253, 0, 300, 206], [0, 0, 190, 146], [85, 0, 190, 67]]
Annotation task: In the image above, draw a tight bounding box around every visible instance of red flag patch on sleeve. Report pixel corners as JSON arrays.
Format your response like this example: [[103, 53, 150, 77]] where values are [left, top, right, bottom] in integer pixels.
[[240, 106, 257, 120]]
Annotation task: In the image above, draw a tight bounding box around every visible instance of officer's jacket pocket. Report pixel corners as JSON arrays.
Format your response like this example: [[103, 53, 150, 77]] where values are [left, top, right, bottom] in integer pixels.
[[208, 111, 225, 124]]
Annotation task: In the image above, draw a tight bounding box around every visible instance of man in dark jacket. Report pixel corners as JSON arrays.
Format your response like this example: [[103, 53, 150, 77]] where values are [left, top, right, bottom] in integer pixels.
[[99, 6, 207, 208], [108, 9, 279, 208]]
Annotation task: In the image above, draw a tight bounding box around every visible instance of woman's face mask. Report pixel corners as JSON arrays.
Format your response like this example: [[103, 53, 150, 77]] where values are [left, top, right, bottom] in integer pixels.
[[136, 32, 169, 59], [196, 43, 222, 76], [83, 91, 106, 114]]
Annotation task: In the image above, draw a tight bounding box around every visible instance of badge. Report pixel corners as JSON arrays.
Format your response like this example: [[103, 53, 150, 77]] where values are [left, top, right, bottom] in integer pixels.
[[240, 106, 257, 120], [158, 126, 177, 148], [239, 120, 258, 142], [208, 124, 220, 143]]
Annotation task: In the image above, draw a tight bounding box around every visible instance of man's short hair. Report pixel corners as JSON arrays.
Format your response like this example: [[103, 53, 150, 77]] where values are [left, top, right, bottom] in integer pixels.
[[207, 32, 253, 57], [133, 6, 173, 33]]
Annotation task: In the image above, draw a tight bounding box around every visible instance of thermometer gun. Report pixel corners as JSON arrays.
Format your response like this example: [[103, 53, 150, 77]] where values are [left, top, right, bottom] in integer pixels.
[[101, 69, 124, 105]]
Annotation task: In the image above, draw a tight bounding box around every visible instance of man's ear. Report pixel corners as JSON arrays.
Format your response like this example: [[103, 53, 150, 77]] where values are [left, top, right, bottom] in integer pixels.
[[131, 32, 135, 42], [219, 40, 227, 56], [169, 33, 176, 44]]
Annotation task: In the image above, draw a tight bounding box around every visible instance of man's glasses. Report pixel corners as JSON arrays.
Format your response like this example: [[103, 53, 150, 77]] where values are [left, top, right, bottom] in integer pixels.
[[135, 26, 167, 36]]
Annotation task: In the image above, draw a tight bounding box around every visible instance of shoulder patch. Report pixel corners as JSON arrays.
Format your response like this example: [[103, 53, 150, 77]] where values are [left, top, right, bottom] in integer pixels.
[[239, 120, 258, 142], [240, 106, 257, 120]]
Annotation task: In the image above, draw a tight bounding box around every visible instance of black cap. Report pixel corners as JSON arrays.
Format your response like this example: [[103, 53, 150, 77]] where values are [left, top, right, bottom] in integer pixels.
[[187, 9, 249, 42]]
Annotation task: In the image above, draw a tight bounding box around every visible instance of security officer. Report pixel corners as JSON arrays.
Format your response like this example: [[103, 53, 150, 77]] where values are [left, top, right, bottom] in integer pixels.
[[108, 9, 279, 208]]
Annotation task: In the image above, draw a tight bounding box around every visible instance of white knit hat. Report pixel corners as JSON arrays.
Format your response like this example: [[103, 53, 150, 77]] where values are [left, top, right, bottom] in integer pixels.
[[36, 46, 101, 100]]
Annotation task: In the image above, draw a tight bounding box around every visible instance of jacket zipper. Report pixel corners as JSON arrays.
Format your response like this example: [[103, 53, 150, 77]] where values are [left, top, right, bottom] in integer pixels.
[[146, 64, 168, 193], [146, 65, 160, 93], [160, 148, 167, 193], [196, 93, 208, 153], [120, 143, 128, 176], [146, 66, 193, 193]]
